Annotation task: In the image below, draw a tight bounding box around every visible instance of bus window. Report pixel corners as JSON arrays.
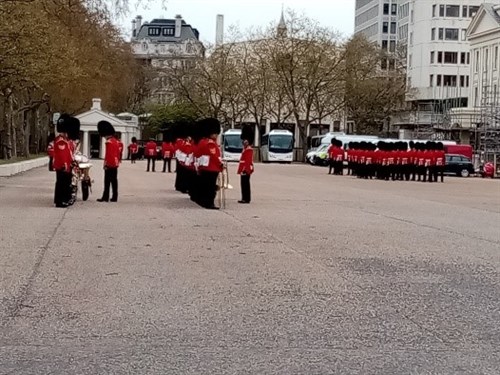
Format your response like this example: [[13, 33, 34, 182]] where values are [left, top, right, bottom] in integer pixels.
[[269, 135, 293, 152]]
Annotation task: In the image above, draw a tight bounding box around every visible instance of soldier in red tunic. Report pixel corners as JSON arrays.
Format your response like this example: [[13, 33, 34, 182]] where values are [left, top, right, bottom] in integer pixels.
[[128, 137, 139, 163], [52, 115, 74, 208], [161, 130, 175, 173], [237, 125, 254, 204], [145, 138, 158, 172], [197, 118, 223, 210], [97, 121, 121, 202]]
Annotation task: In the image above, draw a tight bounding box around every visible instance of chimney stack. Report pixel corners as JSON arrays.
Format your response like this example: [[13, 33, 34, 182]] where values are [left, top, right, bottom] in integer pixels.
[[136, 15, 142, 36], [132, 19, 136, 38], [91, 98, 102, 111], [175, 14, 182, 38], [215, 14, 224, 46]]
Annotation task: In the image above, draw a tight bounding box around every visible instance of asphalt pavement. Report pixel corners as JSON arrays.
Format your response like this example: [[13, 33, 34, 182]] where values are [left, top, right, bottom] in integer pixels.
[[1, 161, 499, 374]]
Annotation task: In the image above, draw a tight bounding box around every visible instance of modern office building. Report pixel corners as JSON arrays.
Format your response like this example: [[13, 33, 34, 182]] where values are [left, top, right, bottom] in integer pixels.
[[356, 1, 488, 134]]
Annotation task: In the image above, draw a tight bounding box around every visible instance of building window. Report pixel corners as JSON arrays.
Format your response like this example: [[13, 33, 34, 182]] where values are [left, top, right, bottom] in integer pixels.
[[445, 28, 459, 41], [381, 58, 388, 70], [461, 29, 467, 41], [460, 75, 465, 87], [383, 3, 389, 15], [467, 53, 470, 64], [445, 5, 460, 17], [443, 75, 457, 87], [475, 51, 479, 72], [389, 58, 396, 70], [438, 51, 443, 63], [382, 40, 388, 50], [430, 75, 434, 87], [391, 4, 397, 15], [390, 22, 397, 34], [469, 6, 479, 17], [437, 75, 442, 86], [439, 5, 445, 17], [461, 52, 466, 64], [431, 51, 435, 63], [431, 28, 436, 40], [444, 52, 458, 64], [438, 28, 444, 40], [389, 40, 396, 52], [383, 22, 389, 33], [409, 32, 413, 45], [410, 10, 414, 22], [466, 76, 469, 87], [474, 87, 478, 106], [485, 49, 489, 71], [462, 5, 468, 18], [148, 27, 161, 36], [495, 46, 499, 70], [432, 5, 437, 17], [162, 28, 175, 36]]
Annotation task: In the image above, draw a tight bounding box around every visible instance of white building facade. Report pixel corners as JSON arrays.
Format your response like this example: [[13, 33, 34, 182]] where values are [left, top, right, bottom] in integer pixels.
[[76, 99, 140, 159], [130, 15, 204, 104], [403, 0, 485, 105]]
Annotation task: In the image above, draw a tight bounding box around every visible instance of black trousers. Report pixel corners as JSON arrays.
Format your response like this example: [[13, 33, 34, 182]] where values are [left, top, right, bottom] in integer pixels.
[[102, 167, 118, 201], [163, 158, 172, 173], [199, 170, 218, 208], [175, 164, 188, 193], [131, 153, 137, 163], [48, 157, 53, 171], [188, 170, 199, 203], [54, 170, 72, 206], [147, 157, 155, 172], [240, 174, 251, 203]]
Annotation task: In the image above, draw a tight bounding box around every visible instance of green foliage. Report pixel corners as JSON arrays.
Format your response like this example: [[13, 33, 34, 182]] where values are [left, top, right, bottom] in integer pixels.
[[145, 102, 200, 137]]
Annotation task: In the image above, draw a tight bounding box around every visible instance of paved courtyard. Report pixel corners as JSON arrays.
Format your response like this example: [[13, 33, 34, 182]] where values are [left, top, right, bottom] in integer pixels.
[[0, 161, 499, 374]]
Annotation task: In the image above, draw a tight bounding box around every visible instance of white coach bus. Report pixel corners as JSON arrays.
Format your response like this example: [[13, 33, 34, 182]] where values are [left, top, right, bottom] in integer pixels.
[[261, 130, 294, 163], [222, 129, 243, 162]]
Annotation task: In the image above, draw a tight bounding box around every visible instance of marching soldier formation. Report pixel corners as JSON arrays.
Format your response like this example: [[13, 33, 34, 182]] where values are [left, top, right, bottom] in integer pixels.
[[329, 140, 446, 183]]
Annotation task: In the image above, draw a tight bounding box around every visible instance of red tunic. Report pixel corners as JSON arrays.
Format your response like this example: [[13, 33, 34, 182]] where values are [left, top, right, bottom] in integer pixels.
[[145, 141, 158, 158], [237, 146, 254, 175], [129, 143, 138, 154], [52, 136, 73, 172], [198, 139, 222, 173], [118, 140, 124, 162], [104, 137, 121, 168], [161, 142, 175, 159]]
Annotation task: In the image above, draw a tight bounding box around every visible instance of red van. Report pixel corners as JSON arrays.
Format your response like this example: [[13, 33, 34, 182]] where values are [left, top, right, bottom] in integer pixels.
[[444, 145, 473, 159]]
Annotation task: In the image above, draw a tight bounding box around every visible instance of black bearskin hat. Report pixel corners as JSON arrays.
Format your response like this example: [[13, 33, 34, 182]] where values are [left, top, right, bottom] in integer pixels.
[[56, 113, 71, 133], [67, 117, 81, 141], [162, 129, 173, 143], [409, 141, 414, 149], [131, 137, 137, 143], [241, 124, 255, 145], [331, 138, 336, 145], [437, 142, 444, 151], [97, 120, 115, 137], [205, 117, 221, 136]]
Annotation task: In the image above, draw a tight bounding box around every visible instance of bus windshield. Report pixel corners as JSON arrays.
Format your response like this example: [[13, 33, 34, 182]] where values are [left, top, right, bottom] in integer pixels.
[[269, 135, 293, 153], [224, 135, 243, 153]]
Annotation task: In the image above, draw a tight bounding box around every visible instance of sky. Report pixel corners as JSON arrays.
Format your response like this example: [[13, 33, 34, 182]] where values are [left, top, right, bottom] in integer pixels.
[[119, 0, 355, 43]]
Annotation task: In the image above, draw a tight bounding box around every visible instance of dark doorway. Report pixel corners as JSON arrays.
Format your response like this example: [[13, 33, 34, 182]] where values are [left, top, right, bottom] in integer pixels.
[[90, 132, 101, 159]]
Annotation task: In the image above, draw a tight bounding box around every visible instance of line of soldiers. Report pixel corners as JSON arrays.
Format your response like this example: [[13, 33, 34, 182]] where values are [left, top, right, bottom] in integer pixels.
[[328, 140, 446, 183], [171, 118, 224, 210]]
